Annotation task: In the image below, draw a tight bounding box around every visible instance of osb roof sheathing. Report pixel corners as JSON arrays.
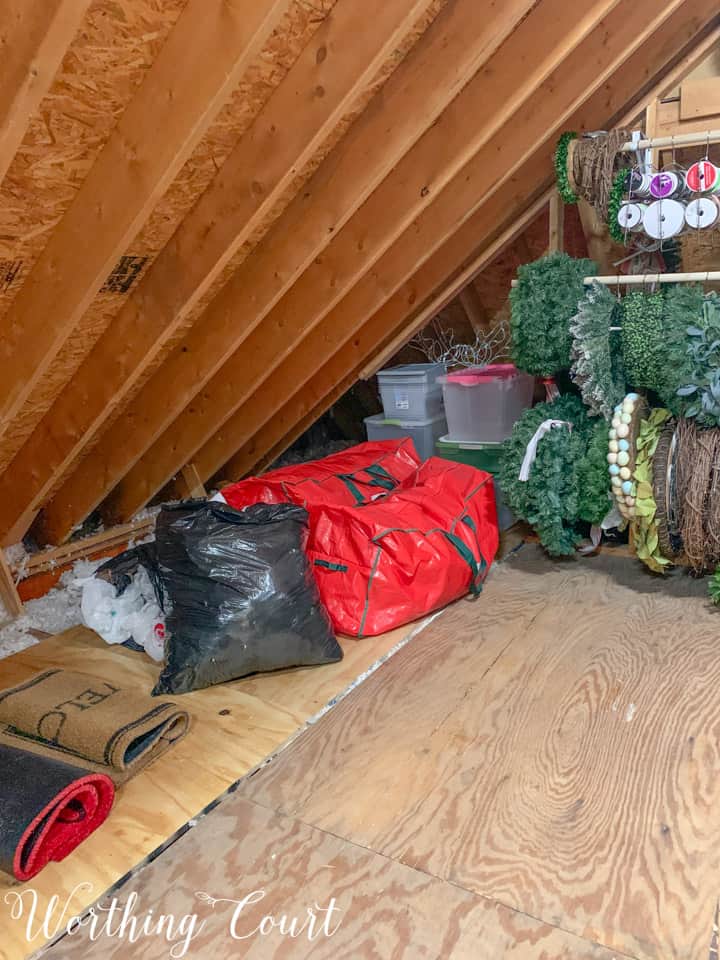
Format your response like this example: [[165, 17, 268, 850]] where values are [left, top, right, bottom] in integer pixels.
[[14, 0, 451, 498], [0, 0, 341, 473]]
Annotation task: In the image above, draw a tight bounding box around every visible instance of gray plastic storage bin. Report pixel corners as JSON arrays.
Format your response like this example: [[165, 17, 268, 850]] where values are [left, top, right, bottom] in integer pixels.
[[438, 363, 534, 443], [364, 413, 447, 461], [376, 363, 444, 420]]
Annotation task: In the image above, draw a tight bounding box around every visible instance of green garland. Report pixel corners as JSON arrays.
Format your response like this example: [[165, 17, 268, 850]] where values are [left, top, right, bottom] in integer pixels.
[[607, 170, 627, 244], [554, 132, 578, 204], [569, 281, 626, 418], [510, 253, 596, 378], [632, 408, 672, 573], [621, 290, 665, 391], [500, 395, 604, 556]]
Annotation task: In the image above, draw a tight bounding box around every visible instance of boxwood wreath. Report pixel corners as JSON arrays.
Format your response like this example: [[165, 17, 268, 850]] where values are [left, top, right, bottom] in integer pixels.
[[500, 395, 610, 556], [570, 281, 626, 418], [510, 252, 596, 378], [621, 290, 665, 391]]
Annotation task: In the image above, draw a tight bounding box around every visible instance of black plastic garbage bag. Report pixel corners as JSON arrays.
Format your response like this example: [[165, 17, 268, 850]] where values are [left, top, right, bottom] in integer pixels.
[[95, 542, 165, 609], [153, 500, 341, 695]]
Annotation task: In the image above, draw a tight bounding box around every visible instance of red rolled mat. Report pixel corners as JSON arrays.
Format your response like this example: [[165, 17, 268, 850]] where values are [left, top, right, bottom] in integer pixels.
[[0, 743, 114, 881]]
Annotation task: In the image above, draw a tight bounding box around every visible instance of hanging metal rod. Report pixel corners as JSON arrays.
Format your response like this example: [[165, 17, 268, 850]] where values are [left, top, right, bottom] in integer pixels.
[[511, 271, 720, 287], [618, 130, 720, 151]]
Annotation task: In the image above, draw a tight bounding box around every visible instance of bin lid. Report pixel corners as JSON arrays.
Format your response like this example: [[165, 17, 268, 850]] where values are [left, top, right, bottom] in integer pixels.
[[440, 363, 526, 386], [365, 412, 447, 427], [436, 434, 504, 450], [376, 362, 445, 383]]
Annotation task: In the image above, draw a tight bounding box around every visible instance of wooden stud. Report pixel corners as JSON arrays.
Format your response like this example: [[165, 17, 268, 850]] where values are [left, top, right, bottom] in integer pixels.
[[0, 0, 291, 437], [100, 0, 699, 517], [576, 197, 626, 275], [457, 285, 489, 333], [212, 7, 718, 479], [0, 0, 92, 187], [0, 0, 432, 545], [0, 549, 23, 620], [35, 0, 544, 543], [548, 188, 565, 253], [179, 464, 207, 500]]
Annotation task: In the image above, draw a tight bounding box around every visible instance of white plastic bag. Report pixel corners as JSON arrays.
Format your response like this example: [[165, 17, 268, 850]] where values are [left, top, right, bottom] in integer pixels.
[[80, 566, 166, 661]]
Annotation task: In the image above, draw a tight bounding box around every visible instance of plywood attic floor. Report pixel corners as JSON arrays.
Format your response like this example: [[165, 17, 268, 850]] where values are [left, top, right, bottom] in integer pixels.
[[0, 617, 434, 960], [38, 544, 720, 960]]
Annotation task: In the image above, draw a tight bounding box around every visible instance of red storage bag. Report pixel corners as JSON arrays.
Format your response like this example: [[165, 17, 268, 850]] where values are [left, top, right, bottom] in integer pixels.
[[221, 439, 420, 515], [307, 458, 499, 636]]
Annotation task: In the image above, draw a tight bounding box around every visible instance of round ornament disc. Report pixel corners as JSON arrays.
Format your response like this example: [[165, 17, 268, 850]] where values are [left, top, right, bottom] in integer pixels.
[[686, 160, 719, 193], [649, 171, 683, 199], [684, 196, 720, 230], [617, 202, 646, 232], [643, 199, 686, 239]]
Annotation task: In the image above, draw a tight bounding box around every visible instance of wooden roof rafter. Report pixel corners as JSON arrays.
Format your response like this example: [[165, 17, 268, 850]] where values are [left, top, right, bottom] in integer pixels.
[[0, 0, 433, 544], [0, 0, 716, 550], [94, 0, 717, 516], [25, 0, 541, 544], [207, 3, 720, 481]]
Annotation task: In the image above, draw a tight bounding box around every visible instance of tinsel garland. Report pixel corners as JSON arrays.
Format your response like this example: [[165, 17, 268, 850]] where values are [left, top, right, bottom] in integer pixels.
[[510, 253, 596, 378], [499, 395, 603, 556], [621, 290, 665, 391], [554, 132, 578, 204], [569, 281, 626, 419], [607, 170, 627, 244]]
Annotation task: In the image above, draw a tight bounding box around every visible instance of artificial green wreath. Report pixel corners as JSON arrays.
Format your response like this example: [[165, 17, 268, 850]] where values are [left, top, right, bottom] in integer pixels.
[[577, 416, 612, 525], [569, 281, 626, 419], [655, 284, 704, 412], [510, 253, 596, 378], [554, 132, 578, 204], [675, 292, 720, 427], [500, 394, 607, 556], [621, 290, 665, 391], [607, 169, 627, 244]]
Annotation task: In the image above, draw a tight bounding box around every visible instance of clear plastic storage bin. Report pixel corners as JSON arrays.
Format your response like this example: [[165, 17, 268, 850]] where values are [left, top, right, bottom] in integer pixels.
[[364, 413, 447, 461], [438, 364, 533, 443], [376, 363, 444, 420]]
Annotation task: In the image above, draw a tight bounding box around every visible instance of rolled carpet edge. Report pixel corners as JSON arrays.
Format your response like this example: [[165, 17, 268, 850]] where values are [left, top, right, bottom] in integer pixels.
[[0, 744, 115, 881]]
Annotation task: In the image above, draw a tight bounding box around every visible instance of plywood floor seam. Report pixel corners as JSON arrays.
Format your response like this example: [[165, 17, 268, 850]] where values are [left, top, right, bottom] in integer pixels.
[[240, 790, 641, 960]]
